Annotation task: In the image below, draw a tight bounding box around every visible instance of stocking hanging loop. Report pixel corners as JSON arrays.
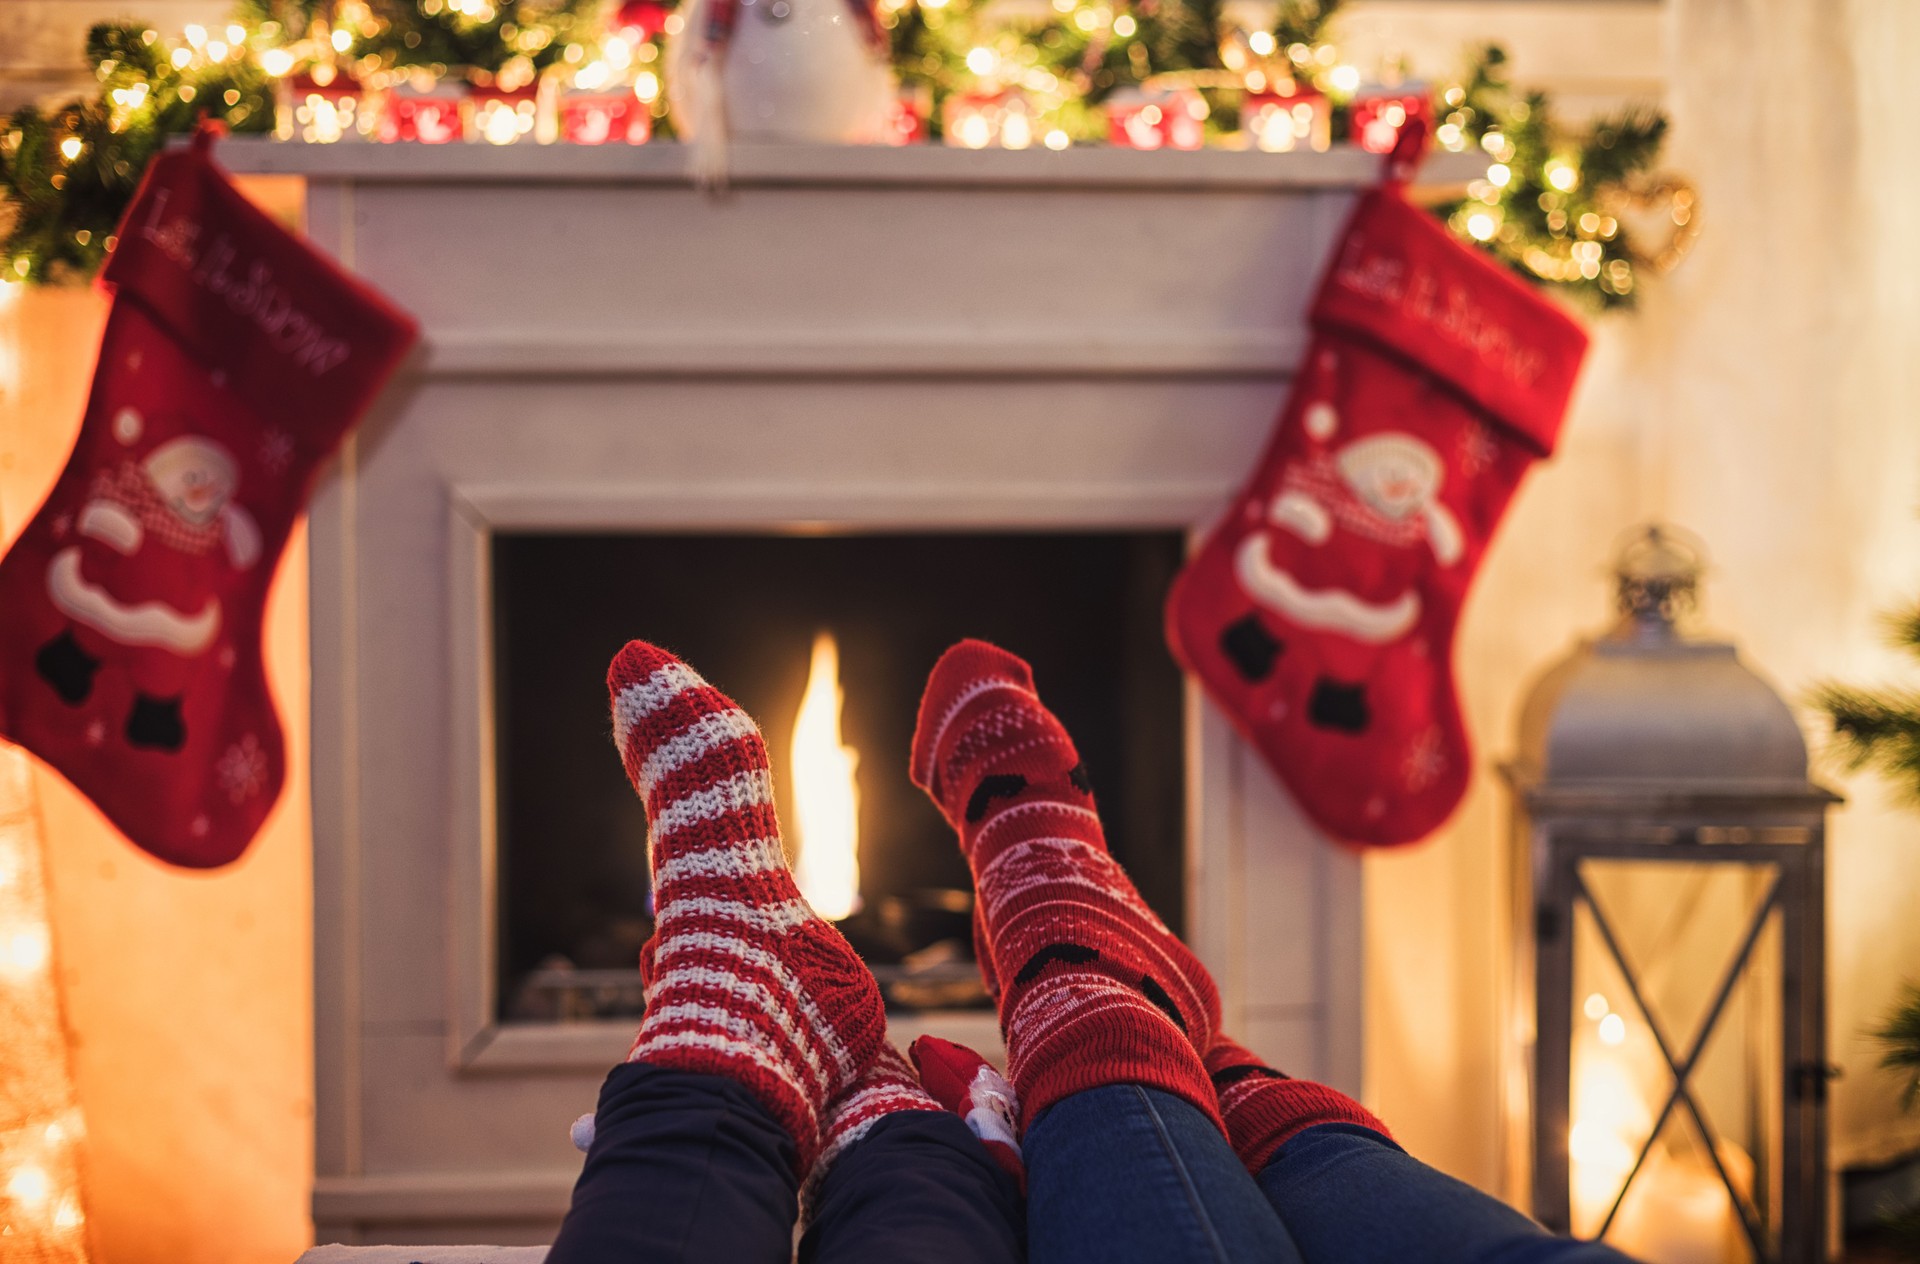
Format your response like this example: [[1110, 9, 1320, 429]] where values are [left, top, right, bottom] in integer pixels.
[[1382, 115, 1430, 188]]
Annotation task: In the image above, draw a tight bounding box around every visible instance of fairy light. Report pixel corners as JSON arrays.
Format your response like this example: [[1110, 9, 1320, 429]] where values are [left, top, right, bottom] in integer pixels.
[[1248, 29, 1276, 56], [965, 46, 996, 75], [1044, 128, 1069, 150], [1466, 210, 1498, 241], [1328, 63, 1360, 93], [260, 48, 295, 77], [0, 738, 93, 1262], [57, 137, 84, 162], [1113, 14, 1137, 37]]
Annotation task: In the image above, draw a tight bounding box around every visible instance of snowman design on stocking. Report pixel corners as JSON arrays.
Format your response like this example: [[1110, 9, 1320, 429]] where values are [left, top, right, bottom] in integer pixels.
[[36, 412, 260, 751]]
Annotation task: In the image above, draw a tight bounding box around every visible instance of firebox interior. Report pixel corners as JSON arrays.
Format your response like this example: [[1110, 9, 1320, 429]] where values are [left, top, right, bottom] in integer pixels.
[[491, 530, 1187, 1022]]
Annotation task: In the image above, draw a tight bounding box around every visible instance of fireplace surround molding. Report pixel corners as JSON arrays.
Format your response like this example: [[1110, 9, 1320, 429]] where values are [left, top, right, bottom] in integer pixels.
[[215, 139, 1479, 1242]]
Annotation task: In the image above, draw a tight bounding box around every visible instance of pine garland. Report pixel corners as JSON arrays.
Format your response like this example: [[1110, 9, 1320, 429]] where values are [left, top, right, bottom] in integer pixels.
[[1881, 982, 1920, 1111], [1817, 603, 1920, 797], [3, 0, 1682, 309], [1435, 45, 1681, 309]]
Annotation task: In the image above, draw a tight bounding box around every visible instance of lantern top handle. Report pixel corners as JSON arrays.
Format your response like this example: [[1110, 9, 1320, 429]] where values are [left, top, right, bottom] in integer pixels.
[[1612, 523, 1707, 642]]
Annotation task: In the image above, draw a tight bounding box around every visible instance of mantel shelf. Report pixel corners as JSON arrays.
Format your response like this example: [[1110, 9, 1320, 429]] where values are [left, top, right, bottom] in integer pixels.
[[212, 135, 1487, 190]]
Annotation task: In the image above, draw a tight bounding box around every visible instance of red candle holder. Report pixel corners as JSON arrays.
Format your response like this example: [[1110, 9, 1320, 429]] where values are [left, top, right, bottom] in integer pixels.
[[942, 89, 1037, 150], [276, 73, 372, 143], [467, 84, 542, 146], [1105, 86, 1207, 151], [380, 80, 466, 144], [560, 90, 652, 145], [1349, 86, 1431, 154], [1244, 85, 1329, 153]]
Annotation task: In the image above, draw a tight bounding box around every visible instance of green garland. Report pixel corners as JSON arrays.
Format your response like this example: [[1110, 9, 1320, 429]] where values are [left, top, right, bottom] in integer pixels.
[[3, 0, 1683, 309]]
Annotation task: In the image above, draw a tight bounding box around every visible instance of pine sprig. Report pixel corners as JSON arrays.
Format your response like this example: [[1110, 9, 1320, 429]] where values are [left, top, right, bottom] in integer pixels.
[[1878, 982, 1920, 1111], [1816, 599, 1920, 800]]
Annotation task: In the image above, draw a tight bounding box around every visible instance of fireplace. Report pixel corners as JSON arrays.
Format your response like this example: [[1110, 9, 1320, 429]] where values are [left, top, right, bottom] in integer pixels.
[[213, 139, 1474, 1243], [490, 529, 1187, 1023]]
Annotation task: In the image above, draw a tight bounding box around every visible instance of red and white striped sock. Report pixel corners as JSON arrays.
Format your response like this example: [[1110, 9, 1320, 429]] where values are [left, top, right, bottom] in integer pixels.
[[910, 639, 1224, 1132], [1205, 1036, 1390, 1173], [611, 641, 889, 1174], [800, 1043, 944, 1220]]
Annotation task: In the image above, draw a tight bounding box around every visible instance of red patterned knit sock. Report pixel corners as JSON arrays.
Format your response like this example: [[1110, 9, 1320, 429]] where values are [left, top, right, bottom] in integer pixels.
[[611, 641, 888, 1174], [910, 639, 1223, 1132], [799, 1043, 944, 1219], [1205, 1036, 1391, 1173]]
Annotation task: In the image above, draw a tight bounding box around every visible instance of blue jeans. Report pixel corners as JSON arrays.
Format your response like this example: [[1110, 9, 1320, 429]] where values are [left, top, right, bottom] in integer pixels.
[[548, 1063, 1640, 1263], [1258, 1123, 1638, 1264], [546, 1062, 1024, 1264], [1026, 1085, 1301, 1264]]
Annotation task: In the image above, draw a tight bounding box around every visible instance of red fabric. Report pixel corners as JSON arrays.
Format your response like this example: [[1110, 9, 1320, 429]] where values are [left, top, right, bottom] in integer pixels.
[[0, 129, 416, 868], [610, 641, 889, 1176], [1165, 174, 1587, 848], [908, 1035, 1025, 1186], [1206, 1036, 1390, 1174], [910, 640, 1223, 1133]]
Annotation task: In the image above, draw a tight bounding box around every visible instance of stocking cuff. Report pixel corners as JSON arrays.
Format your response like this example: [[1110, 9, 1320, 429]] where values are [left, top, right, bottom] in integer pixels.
[[1218, 1074, 1391, 1173], [1310, 189, 1589, 457]]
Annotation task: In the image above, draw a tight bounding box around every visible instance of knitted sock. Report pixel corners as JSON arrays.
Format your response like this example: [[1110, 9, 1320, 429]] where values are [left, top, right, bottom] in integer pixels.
[[1205, 1036, 1391, 1173], [910, 638, 1223, 1131], [800, 1043, 944, 1220], [611, 641, 888, 1174]]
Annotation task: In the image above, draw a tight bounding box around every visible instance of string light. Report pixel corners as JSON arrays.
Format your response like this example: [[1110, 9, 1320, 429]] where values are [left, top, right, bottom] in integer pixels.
[[0, 3, 1683, 309], [0, 737, 92, 1262]]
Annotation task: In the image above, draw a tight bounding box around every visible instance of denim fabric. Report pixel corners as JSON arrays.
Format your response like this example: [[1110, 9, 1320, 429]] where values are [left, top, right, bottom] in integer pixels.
[[547, 1062, 1025, 1264], [1258, 1124, 1642, 1264], [546, 1062, 799, 1264], [1025, 1085, 1303, 1264], [801, 1109, 1026, 1264]]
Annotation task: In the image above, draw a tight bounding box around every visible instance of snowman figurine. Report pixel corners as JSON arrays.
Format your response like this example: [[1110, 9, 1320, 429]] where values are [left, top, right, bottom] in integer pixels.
[[667, 0, 895, 186], [36, 417, 260, 751]]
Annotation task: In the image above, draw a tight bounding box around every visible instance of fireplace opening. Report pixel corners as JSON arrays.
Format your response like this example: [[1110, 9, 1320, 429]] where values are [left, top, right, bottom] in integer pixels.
[[491, 531, 1187, 1024]]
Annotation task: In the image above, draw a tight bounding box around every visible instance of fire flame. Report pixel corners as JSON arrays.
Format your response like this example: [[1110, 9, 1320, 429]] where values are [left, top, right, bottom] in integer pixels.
[[790, 632, 862, 921]]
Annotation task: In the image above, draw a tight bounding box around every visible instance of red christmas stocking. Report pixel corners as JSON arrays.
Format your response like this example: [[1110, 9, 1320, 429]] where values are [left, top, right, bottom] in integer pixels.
[[0, 128, 416, 868], [1166, 140, 1588, 847]]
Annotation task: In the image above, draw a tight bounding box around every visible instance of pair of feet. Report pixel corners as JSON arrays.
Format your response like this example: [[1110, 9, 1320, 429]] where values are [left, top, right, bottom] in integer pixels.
[[608, 637, 1376, 1187]]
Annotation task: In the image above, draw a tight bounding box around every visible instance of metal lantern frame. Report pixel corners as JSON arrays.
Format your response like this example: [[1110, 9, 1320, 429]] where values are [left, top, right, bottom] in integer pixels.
[[1506, 527, 1839, 1264], [1513, 784, 1835, 1262]]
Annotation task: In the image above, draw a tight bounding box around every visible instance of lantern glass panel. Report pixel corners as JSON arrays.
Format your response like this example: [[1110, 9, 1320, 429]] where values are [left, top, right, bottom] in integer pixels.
[[1569, 857, 1785, 1262]]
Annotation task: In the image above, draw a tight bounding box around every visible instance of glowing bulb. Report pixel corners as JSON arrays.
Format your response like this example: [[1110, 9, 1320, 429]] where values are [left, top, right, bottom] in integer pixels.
[[2, 926, 51, 975], [183, 23, 207, 47], [1466, 211, 1497, 241], [1001, 111, 1032, 149], [332, 27, 353, 52], [1546, 161, 1578, 192], [1044, 128, 1070, 150], [955, 113, 991, 148], [205, 39, 229, 61], [1248, 30, 1276, 56], [227, 23, 246, 43], [1583, 992, 1609, 1021], [1598, 1013, 1627, 1046], [1113, 14, 1137, 36], [790, 633, 861, 921], [6, 1164, 51, 1208], [262, 48, 295, 76], [635, 71, 661, 102], [1487, 162, 1511, 188], [1328, 64, 1360, 93], [966, 47, 997, 76], [58, 137, 84, 162], [171, 47, 193, 69]]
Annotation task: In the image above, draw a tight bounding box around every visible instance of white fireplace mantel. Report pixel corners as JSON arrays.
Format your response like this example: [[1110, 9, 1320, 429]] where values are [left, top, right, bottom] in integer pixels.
[[218, 138, 1478, 1244]]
